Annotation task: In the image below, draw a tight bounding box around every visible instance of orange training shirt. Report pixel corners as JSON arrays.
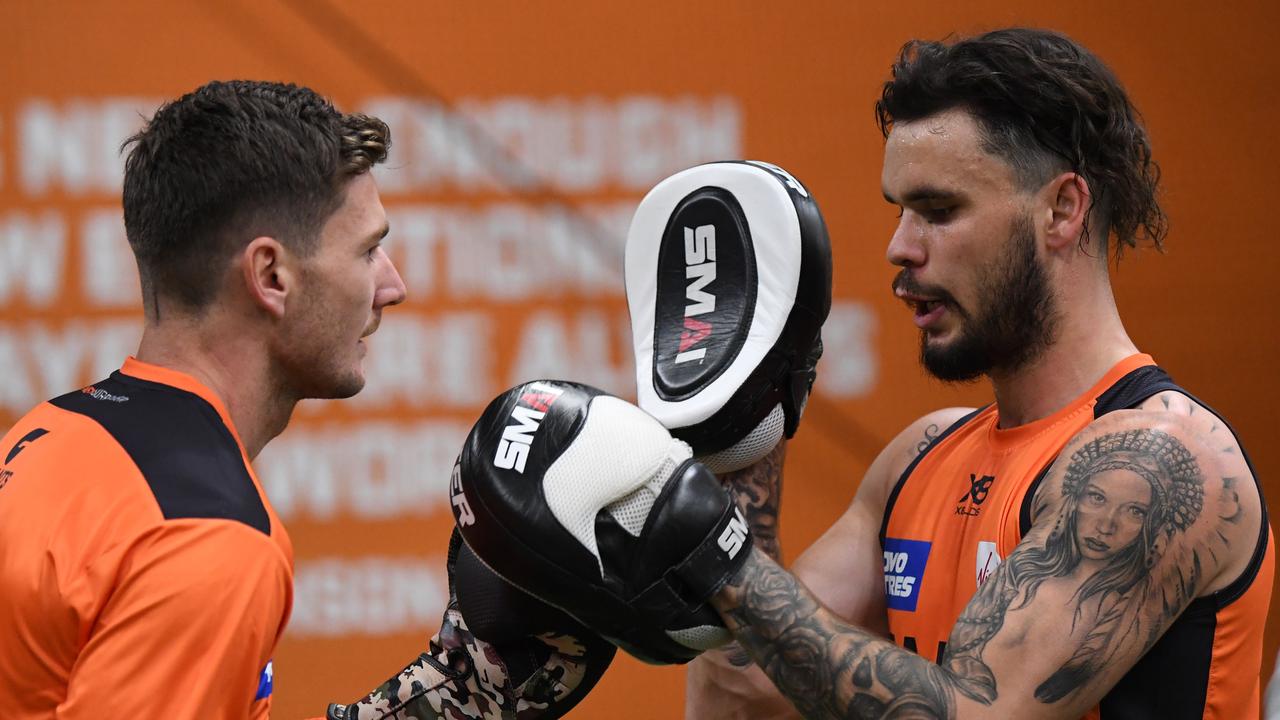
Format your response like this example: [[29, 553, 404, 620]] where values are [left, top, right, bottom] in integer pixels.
[[879, 354, 1273, 719], [0, 358, 294, 719]]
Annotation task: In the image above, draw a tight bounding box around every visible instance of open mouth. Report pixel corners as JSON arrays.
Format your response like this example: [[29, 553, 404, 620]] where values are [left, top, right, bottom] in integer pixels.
[[909, 297, 947, 328], [915, 299, 943, 315]]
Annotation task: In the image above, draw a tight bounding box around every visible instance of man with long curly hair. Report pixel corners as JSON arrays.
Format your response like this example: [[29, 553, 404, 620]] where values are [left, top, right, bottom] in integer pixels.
[[685, 28, 1272, 719]]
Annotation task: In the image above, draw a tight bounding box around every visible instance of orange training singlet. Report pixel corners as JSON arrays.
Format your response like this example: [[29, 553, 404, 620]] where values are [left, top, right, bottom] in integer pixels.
[[0, 358, 294, 719], [879, 354, 1273, 719]]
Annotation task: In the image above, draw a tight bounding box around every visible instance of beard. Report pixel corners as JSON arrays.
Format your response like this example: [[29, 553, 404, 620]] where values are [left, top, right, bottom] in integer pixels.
[[896, 214, 1059, 382], [274, 274, 368, 402]]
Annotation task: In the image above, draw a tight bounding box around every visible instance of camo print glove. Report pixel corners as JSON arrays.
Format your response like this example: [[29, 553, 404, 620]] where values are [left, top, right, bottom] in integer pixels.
[[325, 531, 615, 720]]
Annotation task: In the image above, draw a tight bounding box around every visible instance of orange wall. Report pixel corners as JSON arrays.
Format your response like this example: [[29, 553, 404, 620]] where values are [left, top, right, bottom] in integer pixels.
[[2, 2, 1278, 718]]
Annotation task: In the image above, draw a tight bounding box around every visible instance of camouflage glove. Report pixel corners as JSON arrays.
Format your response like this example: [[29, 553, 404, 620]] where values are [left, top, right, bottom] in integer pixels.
[[326, 530, 615, 720]]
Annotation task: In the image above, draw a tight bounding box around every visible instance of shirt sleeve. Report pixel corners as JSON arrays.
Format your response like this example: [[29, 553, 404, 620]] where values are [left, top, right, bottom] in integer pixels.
[[58, 518, 292, 719]]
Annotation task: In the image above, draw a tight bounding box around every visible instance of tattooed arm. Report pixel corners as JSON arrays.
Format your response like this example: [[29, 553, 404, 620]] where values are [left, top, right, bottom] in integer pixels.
[[722, 440, 790, 562], [711, 409, 1261, 719], [686, 442, 800, 719], [686, 408, 973, 719]]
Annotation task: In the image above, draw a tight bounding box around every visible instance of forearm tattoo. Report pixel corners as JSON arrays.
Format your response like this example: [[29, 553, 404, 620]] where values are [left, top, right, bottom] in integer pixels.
[[715, 442, 788, 667], [718, 441, 787, 561], [716, 427, 1228, 718], [719, 551, 957, 718]]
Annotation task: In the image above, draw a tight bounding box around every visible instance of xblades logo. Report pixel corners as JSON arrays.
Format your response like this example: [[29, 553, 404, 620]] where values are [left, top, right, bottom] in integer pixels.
[[675, 224, 716, 364], [955, 474, 995, 516]]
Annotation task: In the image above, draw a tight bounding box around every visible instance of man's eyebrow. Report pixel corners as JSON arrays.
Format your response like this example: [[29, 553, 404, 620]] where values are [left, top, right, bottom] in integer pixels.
[[368, 223, 390, 243], [883, 186, 961, 204]]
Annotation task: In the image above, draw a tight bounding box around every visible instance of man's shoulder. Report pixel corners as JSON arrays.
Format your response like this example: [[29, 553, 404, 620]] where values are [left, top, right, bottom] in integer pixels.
[[858, 406, 983, 509], [1041, 402, 1265, 595], [890, 406, 984, 476], [19, 374, 272, 536], [1078, 396, 1256, 494]]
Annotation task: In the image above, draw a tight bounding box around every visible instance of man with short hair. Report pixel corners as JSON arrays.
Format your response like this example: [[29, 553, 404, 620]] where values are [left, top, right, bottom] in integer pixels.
[[0, 80, 406, 718], [672, 27, 1273, 718]]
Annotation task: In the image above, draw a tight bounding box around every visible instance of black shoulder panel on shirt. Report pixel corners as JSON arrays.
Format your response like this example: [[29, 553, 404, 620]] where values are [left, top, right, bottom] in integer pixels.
[[1094, 364, 1180, 417], [48, 371, 270, 535]]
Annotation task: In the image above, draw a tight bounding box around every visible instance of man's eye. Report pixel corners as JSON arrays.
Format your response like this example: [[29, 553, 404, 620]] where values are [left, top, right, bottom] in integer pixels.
[[895, 207, 904, 219], [924, 206, 954, 223]]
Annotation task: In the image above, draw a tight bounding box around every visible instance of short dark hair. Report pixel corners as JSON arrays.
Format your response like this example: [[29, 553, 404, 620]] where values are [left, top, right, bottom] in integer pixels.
[[122, 80, 390, 315], [875, 28, 1167, 259]]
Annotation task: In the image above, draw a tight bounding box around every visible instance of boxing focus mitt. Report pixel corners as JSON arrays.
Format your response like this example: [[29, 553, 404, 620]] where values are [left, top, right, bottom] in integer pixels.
[[626, 161, 831, 472], [450, 380, 750, 665], [325, 529, 614, 719]]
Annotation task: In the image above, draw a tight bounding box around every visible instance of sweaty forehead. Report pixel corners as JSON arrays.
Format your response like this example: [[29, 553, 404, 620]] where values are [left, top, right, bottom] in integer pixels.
[[880, 109, 1017, 201]]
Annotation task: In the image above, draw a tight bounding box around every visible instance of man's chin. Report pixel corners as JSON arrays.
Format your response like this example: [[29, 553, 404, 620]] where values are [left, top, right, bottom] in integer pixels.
[[920, 336, 989, 383], [300, 372, 366, 401], [330, 373, 366, 400]]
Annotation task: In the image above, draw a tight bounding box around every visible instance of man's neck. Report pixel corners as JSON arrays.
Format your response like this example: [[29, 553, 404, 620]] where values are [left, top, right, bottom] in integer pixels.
[[987, 305, 1139, 429], [135, 317, 295, 459]]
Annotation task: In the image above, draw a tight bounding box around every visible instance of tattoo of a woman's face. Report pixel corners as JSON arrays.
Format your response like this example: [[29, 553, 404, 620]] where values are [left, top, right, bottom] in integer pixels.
[[945, 428, 1209, 704]]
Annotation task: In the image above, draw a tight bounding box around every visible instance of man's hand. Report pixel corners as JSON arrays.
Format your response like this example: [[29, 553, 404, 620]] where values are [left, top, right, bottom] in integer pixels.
[[451, 379, 750, 665]]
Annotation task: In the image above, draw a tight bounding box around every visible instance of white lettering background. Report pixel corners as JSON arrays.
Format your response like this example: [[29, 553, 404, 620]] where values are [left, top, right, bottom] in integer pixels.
[[0, 95, 878, 638]]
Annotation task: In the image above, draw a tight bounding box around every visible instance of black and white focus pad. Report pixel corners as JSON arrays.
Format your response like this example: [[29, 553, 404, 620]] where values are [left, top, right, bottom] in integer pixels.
[[626, 161, 832, 472], [450, 380, 751, 665]]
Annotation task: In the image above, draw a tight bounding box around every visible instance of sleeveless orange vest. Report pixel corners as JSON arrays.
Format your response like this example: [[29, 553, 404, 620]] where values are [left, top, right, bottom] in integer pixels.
[[880, 354, 1273, 719]]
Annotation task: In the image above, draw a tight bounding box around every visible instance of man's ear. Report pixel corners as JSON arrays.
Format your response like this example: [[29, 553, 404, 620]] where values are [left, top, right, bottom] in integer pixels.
[[1043, 172, 1092, 252], [241, 236, 294, 318]]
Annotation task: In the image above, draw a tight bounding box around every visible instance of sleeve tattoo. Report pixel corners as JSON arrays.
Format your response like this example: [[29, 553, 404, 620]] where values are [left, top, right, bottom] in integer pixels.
[[715, 441, 787, 667], [718, 441, 787, 562], [715, 427, 1231, 719]]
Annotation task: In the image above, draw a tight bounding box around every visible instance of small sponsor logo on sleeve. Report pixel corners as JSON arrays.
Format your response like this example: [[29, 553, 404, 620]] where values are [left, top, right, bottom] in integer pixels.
[[82, 385, 129, 402], [976, 540, 1002, 587], [883, 538, 931, 612], [255, 660, 273, 701]]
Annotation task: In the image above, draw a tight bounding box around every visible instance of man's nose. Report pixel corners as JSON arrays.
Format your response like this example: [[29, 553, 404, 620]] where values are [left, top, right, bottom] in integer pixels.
[[886, 216, 926, 268], [375, 248, 407, 308]]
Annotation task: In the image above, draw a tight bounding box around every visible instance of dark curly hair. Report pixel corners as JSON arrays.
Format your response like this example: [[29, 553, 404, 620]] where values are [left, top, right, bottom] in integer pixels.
[[122, 80, 390, 317], [875, 28, 1167, 260]]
